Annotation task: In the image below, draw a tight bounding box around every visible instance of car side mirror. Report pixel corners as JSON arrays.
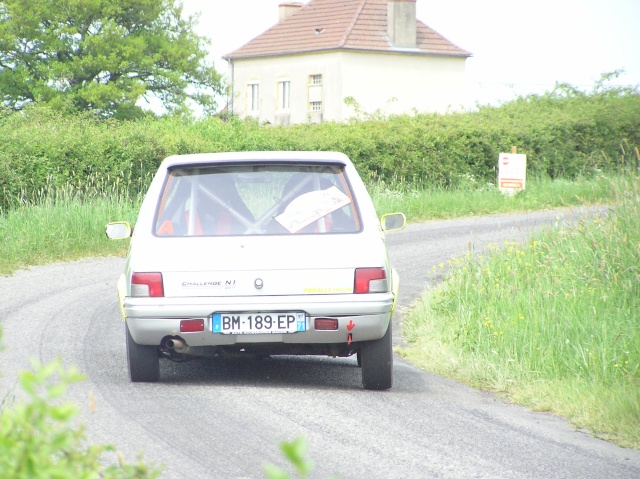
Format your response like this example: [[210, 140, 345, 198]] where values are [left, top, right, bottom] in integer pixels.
[[380, 213, 406, 232], [105, 222, 132, 240]]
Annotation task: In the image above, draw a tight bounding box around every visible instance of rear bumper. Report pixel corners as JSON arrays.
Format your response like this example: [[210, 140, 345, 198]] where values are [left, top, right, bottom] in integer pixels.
[[123, 293, 394, 347]]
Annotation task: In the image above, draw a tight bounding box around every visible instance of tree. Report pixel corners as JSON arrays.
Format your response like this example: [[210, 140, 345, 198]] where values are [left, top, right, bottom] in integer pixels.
[[0, 0, 223, 117]]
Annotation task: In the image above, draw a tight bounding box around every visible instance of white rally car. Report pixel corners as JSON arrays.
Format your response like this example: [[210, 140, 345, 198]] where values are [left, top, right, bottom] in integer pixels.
[[106, 151, 405, 389]]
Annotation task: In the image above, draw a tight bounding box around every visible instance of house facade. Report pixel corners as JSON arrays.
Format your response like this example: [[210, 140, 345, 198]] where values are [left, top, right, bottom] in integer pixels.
[[223, 0, 471, 124]]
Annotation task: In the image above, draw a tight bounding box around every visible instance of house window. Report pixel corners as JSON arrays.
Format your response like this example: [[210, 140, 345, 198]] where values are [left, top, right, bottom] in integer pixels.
[[247, 83, 259, 114], [308, 73, 323, 113], [309, 74, 322, 86], [278, 80, 290, 111]]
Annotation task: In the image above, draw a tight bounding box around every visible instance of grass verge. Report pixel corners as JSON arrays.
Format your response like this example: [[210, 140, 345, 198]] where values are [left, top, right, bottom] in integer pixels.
[[398, 175, 640, 448], [370, 173, 616, 220], [0, 174, 622, 276], [0, 191, 139, 275]]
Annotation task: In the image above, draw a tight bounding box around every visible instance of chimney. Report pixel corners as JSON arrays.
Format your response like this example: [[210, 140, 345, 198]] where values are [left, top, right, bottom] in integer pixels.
[[387, 0, 417, 48], [279, 2, 303, 21]]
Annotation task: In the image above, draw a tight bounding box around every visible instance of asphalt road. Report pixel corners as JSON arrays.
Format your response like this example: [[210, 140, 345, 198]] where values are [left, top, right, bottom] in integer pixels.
[[1, 206, 638, 478]]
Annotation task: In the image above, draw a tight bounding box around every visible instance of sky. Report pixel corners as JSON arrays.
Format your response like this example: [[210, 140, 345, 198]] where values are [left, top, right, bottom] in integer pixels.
[[180, 0, 640, 107]]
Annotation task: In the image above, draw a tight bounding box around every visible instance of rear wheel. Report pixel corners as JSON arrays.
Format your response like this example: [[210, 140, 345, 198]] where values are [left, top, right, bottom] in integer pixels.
[[360, 321, 393, 390], [126, 323, 160, 382]]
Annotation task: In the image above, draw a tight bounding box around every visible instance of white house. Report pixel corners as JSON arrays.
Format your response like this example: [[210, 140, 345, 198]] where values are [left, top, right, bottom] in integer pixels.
[[223, 0, 471, 124]]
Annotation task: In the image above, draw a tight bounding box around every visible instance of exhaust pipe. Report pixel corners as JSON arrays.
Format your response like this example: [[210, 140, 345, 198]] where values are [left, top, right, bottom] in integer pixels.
[[164, 337, 187, 352], [163, 337, 217, 357]]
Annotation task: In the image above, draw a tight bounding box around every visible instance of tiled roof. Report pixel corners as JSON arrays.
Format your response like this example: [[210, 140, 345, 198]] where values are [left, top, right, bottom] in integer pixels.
[[224, 0, 471, 60]]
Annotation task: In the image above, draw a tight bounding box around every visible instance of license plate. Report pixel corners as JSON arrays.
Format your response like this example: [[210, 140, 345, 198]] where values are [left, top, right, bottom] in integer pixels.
[[212, 312, 307, 334]]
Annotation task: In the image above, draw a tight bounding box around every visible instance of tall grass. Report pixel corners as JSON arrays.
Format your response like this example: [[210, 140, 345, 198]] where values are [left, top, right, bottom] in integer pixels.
[[400, 175, 640, 447], [0, 174, 623, 276], [0, 183, 139, 275], [370, 173, 618, 220]]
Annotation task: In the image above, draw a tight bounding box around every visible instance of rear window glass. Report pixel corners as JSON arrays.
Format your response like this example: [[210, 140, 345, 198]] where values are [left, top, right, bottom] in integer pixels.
[[154, 163, 361, 236]]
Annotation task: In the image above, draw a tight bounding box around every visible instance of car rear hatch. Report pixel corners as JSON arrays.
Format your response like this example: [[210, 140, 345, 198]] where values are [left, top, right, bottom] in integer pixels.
[[131, 233, 388, 298]]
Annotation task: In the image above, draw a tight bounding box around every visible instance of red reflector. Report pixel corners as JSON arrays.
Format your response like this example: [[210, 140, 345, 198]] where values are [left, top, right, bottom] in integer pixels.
[[314, 318, 339, 331], [132, 272, 164, 297], [180, 319, 204, 333], [354, 268, 386, 294]]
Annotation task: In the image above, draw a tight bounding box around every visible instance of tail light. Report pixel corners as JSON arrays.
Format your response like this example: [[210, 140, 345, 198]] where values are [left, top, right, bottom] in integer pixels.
[[131, 272, 164, 297], [354, 268, 388, 294]]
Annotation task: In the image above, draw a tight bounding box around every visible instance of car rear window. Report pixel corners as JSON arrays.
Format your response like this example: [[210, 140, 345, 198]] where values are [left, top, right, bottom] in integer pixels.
[[153, 163, 361, 236]]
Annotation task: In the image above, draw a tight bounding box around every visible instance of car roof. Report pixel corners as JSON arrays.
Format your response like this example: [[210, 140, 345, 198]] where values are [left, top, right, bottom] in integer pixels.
[[161, 151, 352, 169]]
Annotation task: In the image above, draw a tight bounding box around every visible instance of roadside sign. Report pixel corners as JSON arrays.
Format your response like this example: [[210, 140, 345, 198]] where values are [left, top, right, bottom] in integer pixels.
[[498, 153, 526, 195]]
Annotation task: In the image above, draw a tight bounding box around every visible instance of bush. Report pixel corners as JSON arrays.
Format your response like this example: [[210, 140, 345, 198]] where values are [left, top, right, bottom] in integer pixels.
[[0, 357, 160, 478], [264, 437, 316, 479], [1, 85, 639, 213]]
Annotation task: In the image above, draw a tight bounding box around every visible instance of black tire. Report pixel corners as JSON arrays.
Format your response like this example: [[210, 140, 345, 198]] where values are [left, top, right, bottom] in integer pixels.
[[360, 321, 393, 390], [125, 323, 160, 382]]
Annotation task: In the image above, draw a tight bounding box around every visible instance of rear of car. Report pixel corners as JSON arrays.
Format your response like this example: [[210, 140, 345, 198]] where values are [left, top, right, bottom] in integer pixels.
[[107, 152, 404, 389]]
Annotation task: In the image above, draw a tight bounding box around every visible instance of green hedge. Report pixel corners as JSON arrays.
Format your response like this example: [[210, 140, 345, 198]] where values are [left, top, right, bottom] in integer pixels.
[[1, 90, 639, 212]]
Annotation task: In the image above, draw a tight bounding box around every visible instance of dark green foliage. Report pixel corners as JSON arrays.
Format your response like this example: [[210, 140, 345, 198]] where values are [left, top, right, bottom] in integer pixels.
[[0, 0, 222, 117], [1, 87, 639, 213]]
